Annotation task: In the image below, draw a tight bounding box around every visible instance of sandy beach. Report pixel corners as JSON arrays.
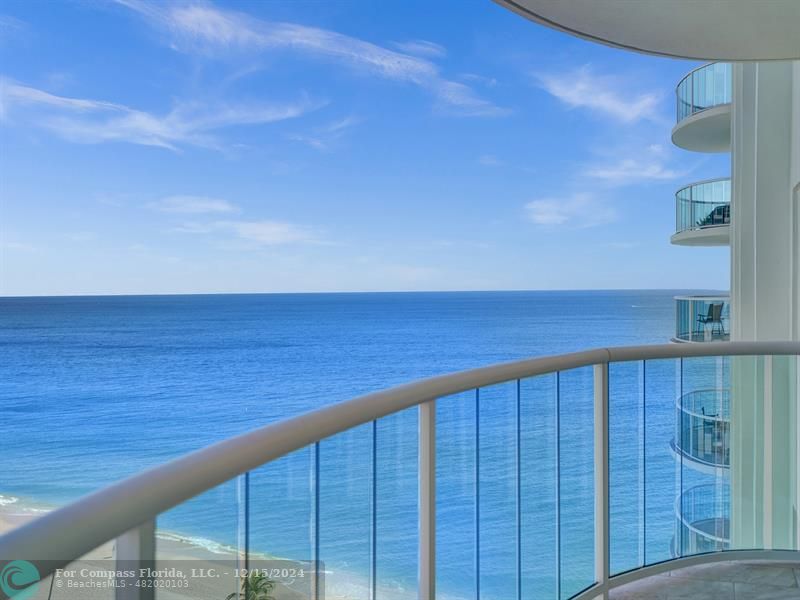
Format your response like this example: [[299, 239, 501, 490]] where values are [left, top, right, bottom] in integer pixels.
[[0, 496, 413, 600]]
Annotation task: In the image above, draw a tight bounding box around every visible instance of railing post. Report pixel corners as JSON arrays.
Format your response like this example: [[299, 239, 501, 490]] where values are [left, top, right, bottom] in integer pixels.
[[419, 399, 436, 600], [763, 355, 773, 549], [115, 520, 156, 600], [594, 363, 609, 598]]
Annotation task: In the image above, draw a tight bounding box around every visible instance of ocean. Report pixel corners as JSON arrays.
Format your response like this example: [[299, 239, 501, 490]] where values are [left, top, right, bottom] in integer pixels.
[[0, 291, 727, 599]]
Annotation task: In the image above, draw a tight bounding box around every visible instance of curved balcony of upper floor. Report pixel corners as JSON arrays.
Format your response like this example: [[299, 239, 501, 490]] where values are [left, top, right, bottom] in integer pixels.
[[671, 388, 729, 474], [672, 484, 730, 558], [492, 1, 800, 61], [671, 178, 730, 246], [672, 63, 731, 153], [674, 295, 730, 343]]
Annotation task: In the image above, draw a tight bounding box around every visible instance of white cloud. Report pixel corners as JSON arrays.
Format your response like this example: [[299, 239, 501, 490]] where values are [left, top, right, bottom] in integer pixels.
[[582, 144, 686, 185], [148, 195, 239, 213], [0, 80, 122, 115], [0, 15, 25, 42], [288, 115, 361, 151], [0, 78, 317, 150], [537, 65, 661, 123], [584, 158, 684, 183], [391, 39, 446, 59], [0, 240, 39, 253], [478, 154, 502, 167], [460, 73, 498, 88], [175, 219, 317, 246], [524, 193, 616, 228], [222, 220, 316, 245], [111, 0, 505, 117], [433, 80, 510, 117]]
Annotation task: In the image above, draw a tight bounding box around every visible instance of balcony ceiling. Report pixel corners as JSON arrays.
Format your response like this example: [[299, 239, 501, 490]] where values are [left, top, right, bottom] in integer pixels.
[[494, 0, 800, 61]]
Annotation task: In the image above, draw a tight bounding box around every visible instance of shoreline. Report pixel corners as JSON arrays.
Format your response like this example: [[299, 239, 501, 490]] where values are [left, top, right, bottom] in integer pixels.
[[0, 493, 416, 600], [0, 493, 273, 560]]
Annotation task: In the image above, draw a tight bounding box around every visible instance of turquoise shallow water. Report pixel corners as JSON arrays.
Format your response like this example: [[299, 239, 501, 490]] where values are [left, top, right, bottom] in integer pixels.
[[0, 291, 726, 599]]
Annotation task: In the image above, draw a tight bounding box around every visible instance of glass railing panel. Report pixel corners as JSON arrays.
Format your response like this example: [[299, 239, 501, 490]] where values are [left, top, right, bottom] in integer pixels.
[[33, 543, 116, 599], [691, 65, 706, 112], [476, 381, 517, 600], [712, 62, 732, 107], [769, 355, 798, 551], [677, 357, 730, 559], [155, 479, 242, 599], [677, 63, 731, 123], [676, 389, 730, 468], [675, 179, 730, 234], [436, 390, 477, 600], [677, 77, 691, 121], [248, 447, 315, 595], [519, 373, 558, 599], [730, 355, 799, 552], [375, 409, 417, 599], [642, 358, 681, 565], [677, 483, 730, 556], [608, 360, 644, 575], [675, 296, 730, 342], [557, 367, 595, 599], [682, 355, 729, 398], [318, 424, 372, 600], [730, 354, 764, 551]]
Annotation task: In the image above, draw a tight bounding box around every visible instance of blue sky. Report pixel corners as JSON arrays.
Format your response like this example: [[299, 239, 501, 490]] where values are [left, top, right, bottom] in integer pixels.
[[0, 0, 730, 295]]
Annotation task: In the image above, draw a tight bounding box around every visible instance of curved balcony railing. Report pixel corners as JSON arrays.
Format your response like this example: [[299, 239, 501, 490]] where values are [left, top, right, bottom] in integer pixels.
[[674, 484, 730, 557], [676, 62, 732, 123], [672, 389, 730, 469], [675, 295, 730, 342], [675, 178, 730, 235], [0, 342, 798, 600]]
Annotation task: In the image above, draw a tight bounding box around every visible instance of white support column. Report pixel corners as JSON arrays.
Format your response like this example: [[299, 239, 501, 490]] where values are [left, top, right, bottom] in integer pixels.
[[594, 363, 609, 597], [419, 400, 436, 600], [730, 59, 800, 550], [730, 60, 800, 342], [115, 520, 156, 600]]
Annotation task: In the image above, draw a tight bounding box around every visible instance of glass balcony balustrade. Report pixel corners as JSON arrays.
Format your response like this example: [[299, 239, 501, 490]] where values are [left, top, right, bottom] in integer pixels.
[[676, 63, 732, 123], [3, 348, 798, 600], [675, 179, 730, 236], [674, 484, 730, 557], [675, 296, 730, 342], [672, 389, 730, 470]]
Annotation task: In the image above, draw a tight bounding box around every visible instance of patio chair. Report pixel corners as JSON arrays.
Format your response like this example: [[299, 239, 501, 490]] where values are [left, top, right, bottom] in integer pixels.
[[697, 303, 726, 337]]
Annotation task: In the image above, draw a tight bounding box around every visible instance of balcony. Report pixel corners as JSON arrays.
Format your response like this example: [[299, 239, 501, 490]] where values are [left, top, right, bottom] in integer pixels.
[[674, 295, 730, 342], [674, 484, 730, 557], [671, 178, 730, 246], [672, 63, 732, 153], [671, 389, 729, 472], [0, 343, 797, 600]]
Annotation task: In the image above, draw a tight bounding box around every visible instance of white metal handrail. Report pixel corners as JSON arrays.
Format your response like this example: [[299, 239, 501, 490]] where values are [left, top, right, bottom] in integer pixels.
[[1, 341, 799, 600]]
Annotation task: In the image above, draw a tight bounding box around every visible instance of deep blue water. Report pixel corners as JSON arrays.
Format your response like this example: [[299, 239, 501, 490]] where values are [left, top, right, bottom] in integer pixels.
[[0, 291, 727, 599]]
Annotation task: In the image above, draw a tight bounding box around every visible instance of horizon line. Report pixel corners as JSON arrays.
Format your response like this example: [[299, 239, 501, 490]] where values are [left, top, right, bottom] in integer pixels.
[[0, 287, 730, 299]]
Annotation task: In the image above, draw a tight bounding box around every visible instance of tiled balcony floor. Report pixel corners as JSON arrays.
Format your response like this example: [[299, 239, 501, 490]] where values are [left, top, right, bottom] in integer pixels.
[[610, 560, 800, 600]]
